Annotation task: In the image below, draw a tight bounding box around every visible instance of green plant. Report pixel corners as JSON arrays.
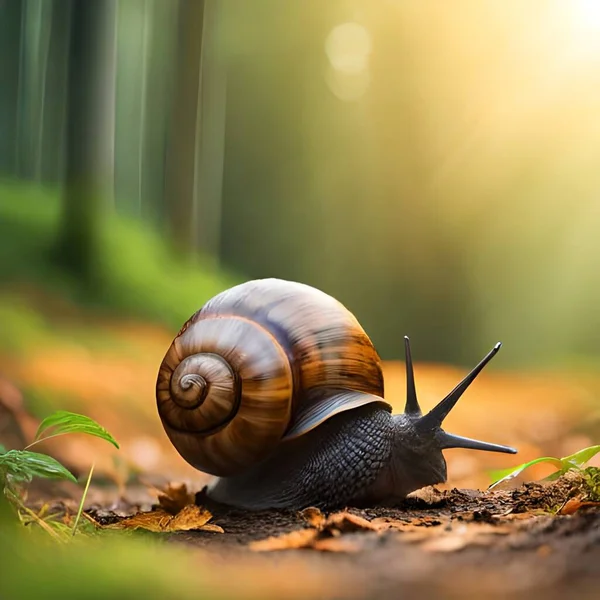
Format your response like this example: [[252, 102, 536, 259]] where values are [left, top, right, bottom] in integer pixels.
[[0, 410, 119, 538], [581, 466, 600, 501], [488, 444, 600, 489]]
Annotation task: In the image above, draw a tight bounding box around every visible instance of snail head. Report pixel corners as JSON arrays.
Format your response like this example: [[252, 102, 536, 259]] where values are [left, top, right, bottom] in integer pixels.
[[387, 337, 517, 495], [404, 336, 517, 453]]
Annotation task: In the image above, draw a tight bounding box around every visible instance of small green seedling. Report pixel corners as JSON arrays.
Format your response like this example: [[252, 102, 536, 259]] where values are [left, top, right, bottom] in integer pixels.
[[488, 444, 600, 489], [0, 410, 119, 539], [26, 410, 120, 451]]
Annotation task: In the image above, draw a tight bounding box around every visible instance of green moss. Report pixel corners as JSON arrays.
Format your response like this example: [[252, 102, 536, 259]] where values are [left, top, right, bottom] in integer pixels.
[[0, 178, 240, 335]]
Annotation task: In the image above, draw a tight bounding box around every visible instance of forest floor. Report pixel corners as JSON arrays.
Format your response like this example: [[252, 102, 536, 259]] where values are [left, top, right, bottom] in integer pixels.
[[1, 283, 600, 599], [160, 480, 600, 600], [20, 472, 600, 600]]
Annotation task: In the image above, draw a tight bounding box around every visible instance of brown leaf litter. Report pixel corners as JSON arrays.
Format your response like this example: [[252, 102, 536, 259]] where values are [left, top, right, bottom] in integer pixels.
[[247, 470, 600, 554], [100, 504, 224, 534], [249, 509, 382, 553], [556, 497, 600, 515], [249, 506, 517, 553], [80, 469, 600, 551], [86, 482, 224, 534], [155, 481, 197, 514]]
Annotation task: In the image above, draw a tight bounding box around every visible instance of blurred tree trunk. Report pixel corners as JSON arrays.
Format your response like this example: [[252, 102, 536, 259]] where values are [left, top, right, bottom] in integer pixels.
[[14, 0, 53, 181], [0, 0, 23, 176], [3, 0, 71, 183], [40, 0, 72, 184], [164, 0, 207, 258], [140, 0, 179, 225], [54, 0, 116, 284], [194, 0, 227, 264], [113, 0, 179, 224]]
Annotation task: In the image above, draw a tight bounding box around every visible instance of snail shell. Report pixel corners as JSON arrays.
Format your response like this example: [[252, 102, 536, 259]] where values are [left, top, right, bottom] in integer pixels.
[[156, 278, 388, 477]]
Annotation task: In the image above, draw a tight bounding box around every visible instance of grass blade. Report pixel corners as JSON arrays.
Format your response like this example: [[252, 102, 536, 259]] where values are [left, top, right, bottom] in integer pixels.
[[19, 503, 65, 541], [29, 411, 119, 449], [72, 463, 95, 537]]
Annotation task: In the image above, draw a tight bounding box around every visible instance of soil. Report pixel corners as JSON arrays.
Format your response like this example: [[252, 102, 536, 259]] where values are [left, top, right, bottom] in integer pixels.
[[3, 297, 600, 600], [4, 348, 600, 599], [84, 473, 600, 600]]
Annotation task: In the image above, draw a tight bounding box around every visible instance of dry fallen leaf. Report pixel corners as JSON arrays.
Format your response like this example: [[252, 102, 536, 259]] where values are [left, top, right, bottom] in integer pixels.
[[251, 507, 524, 554], [406, 486, 447, 505], [323, 511, 380, 533], [252, 510, 383, 553], [104, 504, 223, 534], [249, 528, 319, 551], [299, 507, 326, 529], [300, 509, 382, 533], [156, 482, 196, 515], [168, 505, 224, 532], [558, 497, 600, 515]]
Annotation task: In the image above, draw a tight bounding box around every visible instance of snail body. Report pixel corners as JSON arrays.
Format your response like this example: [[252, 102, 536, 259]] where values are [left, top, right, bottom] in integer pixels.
[[156, 278, 516, 510]]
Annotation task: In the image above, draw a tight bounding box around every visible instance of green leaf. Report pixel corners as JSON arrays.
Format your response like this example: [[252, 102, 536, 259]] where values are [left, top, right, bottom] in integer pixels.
[[488, 456, 563, 489], [0, 450, 77, 484], [489, 444, 600, 489], [33, 411, 119, 449], [0, 444, 6, 454], [560, 445, 600, 470], [544, 469, 565, 482]]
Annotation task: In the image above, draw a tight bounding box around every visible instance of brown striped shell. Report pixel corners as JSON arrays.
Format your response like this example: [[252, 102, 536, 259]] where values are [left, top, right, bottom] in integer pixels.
[[156, 278, 388, 477]]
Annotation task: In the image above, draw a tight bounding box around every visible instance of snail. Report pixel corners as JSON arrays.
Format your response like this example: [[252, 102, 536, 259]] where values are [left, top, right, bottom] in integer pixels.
[[156, 278, 517, 510]]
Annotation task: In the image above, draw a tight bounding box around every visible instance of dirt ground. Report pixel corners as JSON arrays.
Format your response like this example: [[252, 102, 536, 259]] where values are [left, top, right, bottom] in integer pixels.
[[2, 304, 600, 600], [78, 473, 600, 600]]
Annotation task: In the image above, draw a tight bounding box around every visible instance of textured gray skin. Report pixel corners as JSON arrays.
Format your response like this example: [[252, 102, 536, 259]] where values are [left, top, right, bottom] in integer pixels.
[[206, 404, 448, 511]]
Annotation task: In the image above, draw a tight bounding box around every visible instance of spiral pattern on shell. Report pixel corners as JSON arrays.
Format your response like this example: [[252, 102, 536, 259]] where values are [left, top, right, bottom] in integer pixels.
[[157, 313, 294, 477], [156, 278, 385, 478]]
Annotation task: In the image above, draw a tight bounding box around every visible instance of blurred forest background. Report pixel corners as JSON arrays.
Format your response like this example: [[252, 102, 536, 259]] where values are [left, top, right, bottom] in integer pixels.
[[1, 0, 600, 494]]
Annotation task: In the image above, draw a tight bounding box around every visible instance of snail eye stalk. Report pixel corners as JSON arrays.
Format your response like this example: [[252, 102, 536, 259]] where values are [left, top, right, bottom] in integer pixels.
[[403, 338, 517, 455], [403, 336, 421, 416]]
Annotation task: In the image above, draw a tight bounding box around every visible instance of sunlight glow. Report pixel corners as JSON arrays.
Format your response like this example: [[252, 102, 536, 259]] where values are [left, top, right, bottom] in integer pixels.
[[564, 0, 600, 59], [570, 0, 600, 31]]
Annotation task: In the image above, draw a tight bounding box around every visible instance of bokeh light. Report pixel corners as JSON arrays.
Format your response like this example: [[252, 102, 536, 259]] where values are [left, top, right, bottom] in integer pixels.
[[324, 21, 372, 101]]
